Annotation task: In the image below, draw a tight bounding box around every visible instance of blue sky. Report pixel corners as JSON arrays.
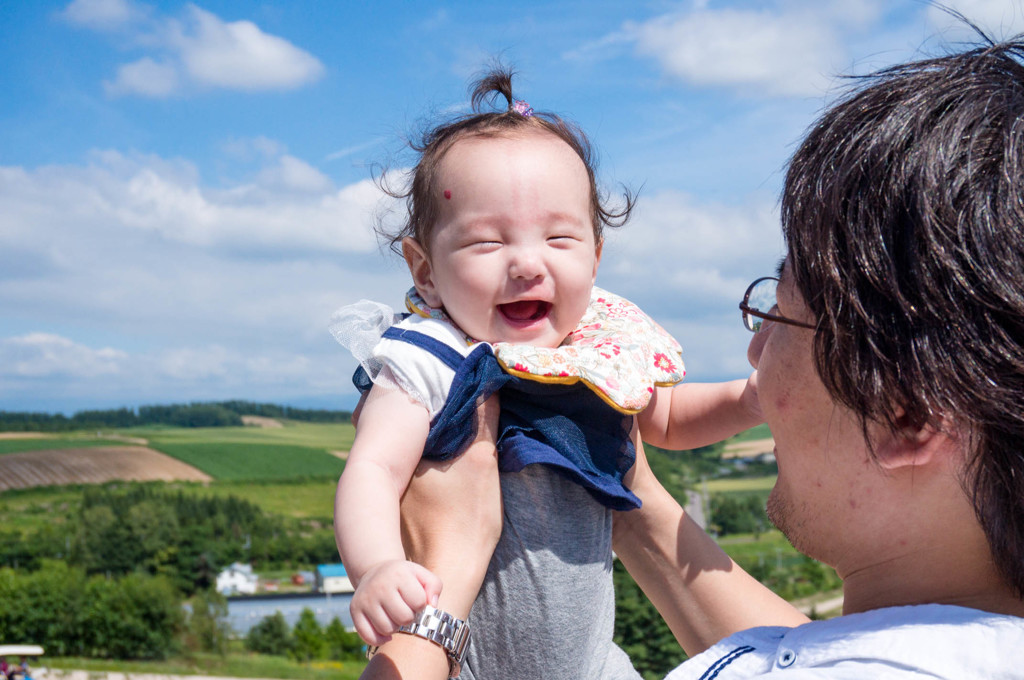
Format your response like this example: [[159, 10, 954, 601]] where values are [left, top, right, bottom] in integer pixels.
[[2, 0, 1023, 414]]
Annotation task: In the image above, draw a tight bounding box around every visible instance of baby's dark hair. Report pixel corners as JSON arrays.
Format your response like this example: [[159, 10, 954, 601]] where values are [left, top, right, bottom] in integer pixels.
[[377, 66, 635, 254]]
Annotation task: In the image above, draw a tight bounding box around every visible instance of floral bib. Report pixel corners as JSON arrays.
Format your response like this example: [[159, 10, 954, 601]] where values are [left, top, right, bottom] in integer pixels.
[[405, 286, 685, 414]]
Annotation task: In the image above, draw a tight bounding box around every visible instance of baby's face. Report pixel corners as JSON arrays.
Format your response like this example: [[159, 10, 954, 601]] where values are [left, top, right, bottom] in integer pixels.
[[407, 131, 600, 347]]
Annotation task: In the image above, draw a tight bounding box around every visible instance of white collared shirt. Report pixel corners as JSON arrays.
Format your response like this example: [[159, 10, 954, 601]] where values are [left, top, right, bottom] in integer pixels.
[[666, 604, 1024, 679]]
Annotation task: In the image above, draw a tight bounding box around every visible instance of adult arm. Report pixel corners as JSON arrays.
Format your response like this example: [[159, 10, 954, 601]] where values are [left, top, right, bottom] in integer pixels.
[[361, 394, 502, 680], [614, 420, 809, 656]]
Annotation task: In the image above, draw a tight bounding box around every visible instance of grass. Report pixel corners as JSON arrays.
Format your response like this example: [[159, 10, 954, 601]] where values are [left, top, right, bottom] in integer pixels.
[[187, 479, 338, 520], [46, 652, 365, 680], [149, 442, 345, 482], [728, 423, 772, 442], [0, 485, 83, 533], [139, 422, 356, 451], [718, 529, 793, 555], [0, 478, 339, 532]]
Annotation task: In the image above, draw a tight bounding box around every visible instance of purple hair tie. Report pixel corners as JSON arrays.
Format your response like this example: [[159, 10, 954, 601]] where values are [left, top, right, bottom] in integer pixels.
[[512, 99, 534, 117]]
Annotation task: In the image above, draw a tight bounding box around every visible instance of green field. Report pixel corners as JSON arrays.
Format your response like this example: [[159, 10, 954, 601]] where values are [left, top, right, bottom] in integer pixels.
[[0, 422, 356, 525], [187, 478, 338, 519], [137, 422, 355, 450], [729, 423, 772, 442], [150, 442, 345, 481]]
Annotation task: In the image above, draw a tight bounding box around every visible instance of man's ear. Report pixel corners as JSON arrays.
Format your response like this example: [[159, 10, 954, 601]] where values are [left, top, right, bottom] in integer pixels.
[[874, 412, 958, 471], [402, 237, 442, 308]]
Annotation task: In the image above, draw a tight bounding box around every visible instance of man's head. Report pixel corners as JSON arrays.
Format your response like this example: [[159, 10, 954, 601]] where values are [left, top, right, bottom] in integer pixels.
[[782, 38, 1024, 595]]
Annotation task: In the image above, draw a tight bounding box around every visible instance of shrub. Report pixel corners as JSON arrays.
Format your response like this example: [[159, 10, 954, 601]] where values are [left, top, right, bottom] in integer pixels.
[[290, 608, 326, 662], [246, 611, 293, 656]]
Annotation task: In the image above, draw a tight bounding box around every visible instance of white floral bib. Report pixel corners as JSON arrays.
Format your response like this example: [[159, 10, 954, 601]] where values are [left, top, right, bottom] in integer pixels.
[[405, 286, 685, 414]]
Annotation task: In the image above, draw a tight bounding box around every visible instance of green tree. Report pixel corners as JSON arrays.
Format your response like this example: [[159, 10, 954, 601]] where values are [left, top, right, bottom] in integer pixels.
[[182, 589, 231, 654], [613, 560, 687, 680], [290, 608, 326, 662], [324, 617, 364, 661], [0, 562, 181, 660], [85, 571, 183, 659], [709, 494, 767, 537], [246, 612, 293, 656]]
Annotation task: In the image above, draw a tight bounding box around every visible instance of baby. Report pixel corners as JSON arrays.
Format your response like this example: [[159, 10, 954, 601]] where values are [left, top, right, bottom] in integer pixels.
[[331, 67, 761, 679]]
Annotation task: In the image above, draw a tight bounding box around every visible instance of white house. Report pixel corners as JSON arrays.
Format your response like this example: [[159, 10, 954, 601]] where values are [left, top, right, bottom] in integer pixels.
[[216, 562, 258, 595], [316, 563, 354, 594]]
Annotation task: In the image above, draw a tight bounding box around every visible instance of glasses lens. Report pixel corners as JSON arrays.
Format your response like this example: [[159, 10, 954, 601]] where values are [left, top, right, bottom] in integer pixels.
[[747, 278, 778, 316]]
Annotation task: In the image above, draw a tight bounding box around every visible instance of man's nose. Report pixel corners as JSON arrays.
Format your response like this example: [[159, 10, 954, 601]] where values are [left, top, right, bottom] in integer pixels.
[[747, 319, 771, 368]]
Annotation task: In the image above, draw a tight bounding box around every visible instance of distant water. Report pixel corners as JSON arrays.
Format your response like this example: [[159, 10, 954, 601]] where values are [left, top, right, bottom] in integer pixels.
[[226, 592, 354, 635]]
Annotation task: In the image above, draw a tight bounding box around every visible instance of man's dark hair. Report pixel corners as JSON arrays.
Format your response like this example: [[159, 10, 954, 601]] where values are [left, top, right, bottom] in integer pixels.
[[783, 36, 1024, 595]]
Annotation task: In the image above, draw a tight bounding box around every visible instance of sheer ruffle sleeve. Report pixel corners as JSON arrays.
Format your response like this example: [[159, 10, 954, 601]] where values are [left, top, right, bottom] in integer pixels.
[[329, 299, 475, 418]]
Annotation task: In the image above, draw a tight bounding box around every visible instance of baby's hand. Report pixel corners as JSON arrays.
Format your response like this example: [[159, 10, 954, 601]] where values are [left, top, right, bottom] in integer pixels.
[[350, 559, 442, 646]]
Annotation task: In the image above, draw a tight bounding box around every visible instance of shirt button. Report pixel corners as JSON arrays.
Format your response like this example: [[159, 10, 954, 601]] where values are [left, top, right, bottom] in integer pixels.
[[778, 650, 796, 667]]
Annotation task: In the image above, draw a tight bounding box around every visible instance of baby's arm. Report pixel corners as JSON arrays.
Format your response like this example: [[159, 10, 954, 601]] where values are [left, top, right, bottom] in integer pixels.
[[637, 372, 762, 450], [334, 384, 440, 646]]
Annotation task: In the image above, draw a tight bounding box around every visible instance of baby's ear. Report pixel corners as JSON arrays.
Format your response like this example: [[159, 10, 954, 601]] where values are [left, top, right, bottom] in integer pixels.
[[402, 237, 442, 308]]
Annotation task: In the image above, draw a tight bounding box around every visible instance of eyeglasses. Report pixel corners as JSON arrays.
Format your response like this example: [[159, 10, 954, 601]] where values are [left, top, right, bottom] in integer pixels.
[[739, 276, 816, 332]]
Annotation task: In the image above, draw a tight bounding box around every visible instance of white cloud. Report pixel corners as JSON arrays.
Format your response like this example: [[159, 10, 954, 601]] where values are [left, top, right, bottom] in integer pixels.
[[0, 151, 384, 253], [60, 0, 145, 31], [104, 57, 180, 98], [222, 136, 288, 162], [0, 332, 353, 409], [604, 189, 782, 283], [67, 1, 325, 97], [256, 155, 334, 194], [598, 188, 783, 340], [0, 333, 127, 378], [169, 5, 325, 92], [626, 8, 842, 97], [927, 1, 1024, 39], [0, 145, 411, 410]]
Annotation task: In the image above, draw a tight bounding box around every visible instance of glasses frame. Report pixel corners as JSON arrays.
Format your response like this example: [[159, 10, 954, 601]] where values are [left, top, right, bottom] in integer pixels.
[[739, 276, 816, 332]]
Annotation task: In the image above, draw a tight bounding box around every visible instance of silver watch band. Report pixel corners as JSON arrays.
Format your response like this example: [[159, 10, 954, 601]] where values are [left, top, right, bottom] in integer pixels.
[[366, 604, 471, 678]]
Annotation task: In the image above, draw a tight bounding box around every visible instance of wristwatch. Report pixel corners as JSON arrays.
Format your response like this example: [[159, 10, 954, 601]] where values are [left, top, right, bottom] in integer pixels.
[[366, 604, 471, 678]]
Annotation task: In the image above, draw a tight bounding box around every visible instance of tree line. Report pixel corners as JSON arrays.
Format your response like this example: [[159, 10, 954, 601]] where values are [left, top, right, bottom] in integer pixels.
[[0, 485, 338, 595], [0, 400, 352, 432], [0, 561, 182, 659], [246, 609, 364, 662]]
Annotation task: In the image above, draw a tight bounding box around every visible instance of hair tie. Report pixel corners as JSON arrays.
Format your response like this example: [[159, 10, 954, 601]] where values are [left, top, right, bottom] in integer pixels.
[[512, 99, 534, 117]]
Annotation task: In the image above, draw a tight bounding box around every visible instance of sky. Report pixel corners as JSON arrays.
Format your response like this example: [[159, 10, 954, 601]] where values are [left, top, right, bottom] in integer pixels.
[[3, 0, 1024, 414]]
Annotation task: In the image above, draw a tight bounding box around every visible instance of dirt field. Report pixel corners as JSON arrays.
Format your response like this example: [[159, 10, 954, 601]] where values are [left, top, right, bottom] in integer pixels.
[[0, 446, 211, 492], [722, 437, 775, 459], [241, 415, 284, 428], [0, 432, 51, 440]]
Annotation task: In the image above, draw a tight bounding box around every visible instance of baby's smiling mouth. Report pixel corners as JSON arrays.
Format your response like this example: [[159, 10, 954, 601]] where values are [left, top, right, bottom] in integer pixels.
[[499, 300, 551, 323]]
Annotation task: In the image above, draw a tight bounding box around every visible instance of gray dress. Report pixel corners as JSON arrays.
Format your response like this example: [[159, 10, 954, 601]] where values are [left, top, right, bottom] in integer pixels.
[[459, 465, 642, 680]]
